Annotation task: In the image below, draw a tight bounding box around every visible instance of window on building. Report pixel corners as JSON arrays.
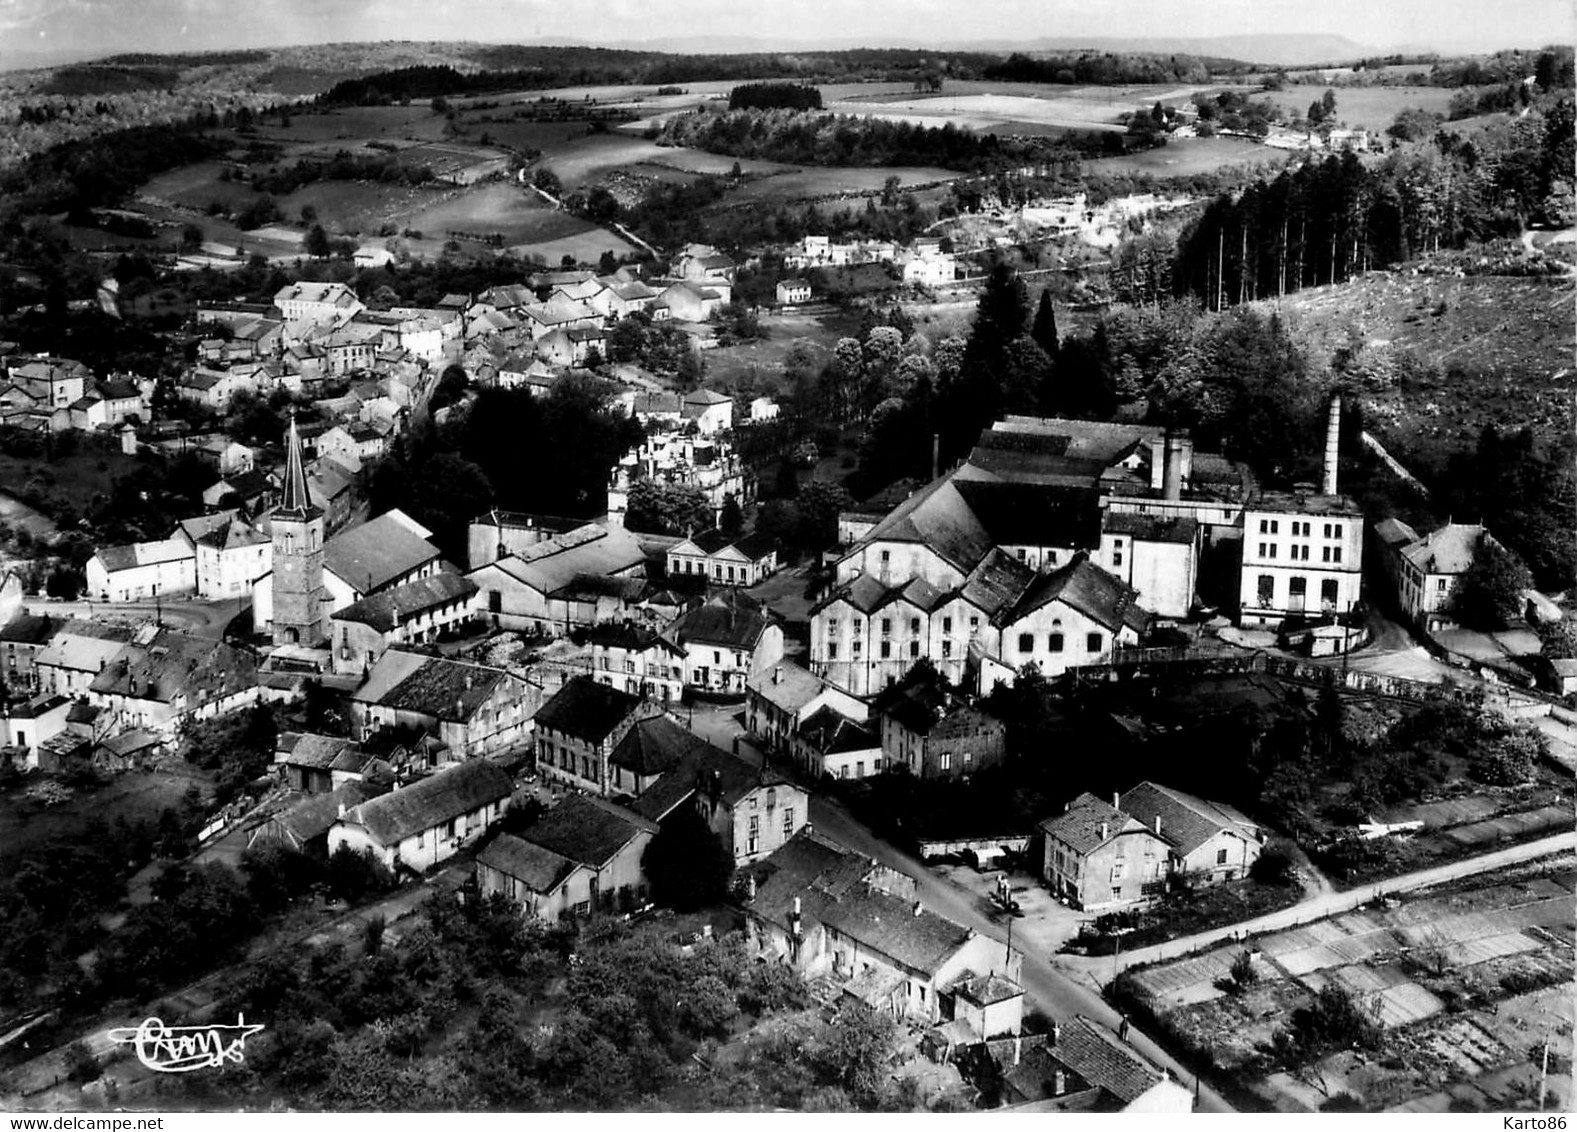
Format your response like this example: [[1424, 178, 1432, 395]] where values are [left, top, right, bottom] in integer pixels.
[[909, 641, 919, 658], [1270, 520, 1279, 534], [881, 618, 892, 636], [828, 618, 838, 636], [1048, 633, 1064, 652], [1111, 886, 1122, 900], [909, 617, 920, 635], [941, 640, 952, 658], [1016, 548, 1027, 561], [1321, 578, 1340, 607], [1322, 547, 1332, 562], [880, 641, 892, 659], [942, 616, 952, 633], [856, 761, 864, 777], [852, 640, 862, 656], [1323, 523, 1333, 538], [1017, 633, 1034, 652], [880, 550, 891, 564], [964, 749, 973, 765], [1332, 523, 1343, 539], [1216, 848, 1228, 865], [1111, 860, 1126, 879], [1113, 551, 1124, 567], [1087, 632, 1103, 653], [1258, 519, 1269, 533], [1257, 543, 1267, 558], [969, 616, 980, 632], [784, 807, 794, 837], [839, 765, 849, 779], [828, 642, 838, 660], [1258, 574, 1275, 606], [941, 752, 951, 770], [1268, 545, 1278, 559], [1332, 547, 1342, 563], [1437, 578, 1448, 592]]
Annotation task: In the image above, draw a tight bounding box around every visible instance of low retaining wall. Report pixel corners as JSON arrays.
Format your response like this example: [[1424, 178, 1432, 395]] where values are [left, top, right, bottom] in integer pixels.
[[916, 834, 1032, 861]]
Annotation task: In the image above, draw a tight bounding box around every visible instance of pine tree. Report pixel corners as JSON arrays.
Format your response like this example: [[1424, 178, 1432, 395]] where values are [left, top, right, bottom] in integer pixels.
[[1030, 290, 1060, 360]]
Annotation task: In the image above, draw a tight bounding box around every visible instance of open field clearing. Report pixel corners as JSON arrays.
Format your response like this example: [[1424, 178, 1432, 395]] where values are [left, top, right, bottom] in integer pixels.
[[1122, 859, 1575, 1112], [253, 104, 450, 145], [0, 763, 211, 866], [1088, 136, 1293, 177], [826, 81, 1256, 133], [1256, 84, 1459, 131], [403, 182, 589, 242], [728, 165, 959, 204], [515, 227, 638, 264], [1269, 272, 1575, 467]]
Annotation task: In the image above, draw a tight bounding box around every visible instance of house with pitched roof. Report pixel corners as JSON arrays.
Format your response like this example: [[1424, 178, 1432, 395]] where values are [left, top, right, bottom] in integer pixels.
[[328, 758, 513, 873], [630, 740, 808, 865], [34, 620, 134, 697], [681, 387, 734, 434], [999, 1015, 1192, 1112], [985, 552, 1151, 688], [176, 512, 272, 599], [274, 731, 378, 794], [466, 523, 648, 636], [88, 627, 261, 735], [1118, 780, 1264, 886], [349, 650, 540, 761], [329, 573, 478, 675], [874, 665, 1006, 779], [1097, 512, 1199, 620], [667, 590, 783, 695], [738, 831, 1021, 1023], [476, 793, 658, 921], [584, 620, 687, 703], [249, 780, 382, 858], [85, 537, 197, 602], [667, 529, 778, 587], [793, 704, 881, 781], [530, 675, 666, 796], [1378, 521, 1504, 633], [1038, 792, 1171, 910], [744, 661, 870, 759], [273, 281, 364, 326], [0, 611, 61, 693]]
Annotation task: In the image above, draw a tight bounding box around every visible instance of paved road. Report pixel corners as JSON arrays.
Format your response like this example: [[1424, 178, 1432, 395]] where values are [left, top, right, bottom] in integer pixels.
[[23, 596, 246, 637], [1057, 829, 1577, 981], [809, 794, 1236, 1112]]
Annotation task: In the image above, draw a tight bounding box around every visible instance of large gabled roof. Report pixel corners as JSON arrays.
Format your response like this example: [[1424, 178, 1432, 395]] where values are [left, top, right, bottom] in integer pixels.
[[341, 759, 512, 847], [609, 714, 703, 776], [821, 884, 974, 977], [668, 590, 773, 650], [511, 793, 657, 870], [1038, 792, 1155, 856], [478, 833, 577, 894], [1399, 523, 1492, 576], [1000, 552, 1150, 635], [325, 510, 441, 594], [629, 741, 790, 823], [952, 479, 1104, 549], [854, 476, 995, 574], [532, 675, 644, 745], [1119, 780, 1260, 858]]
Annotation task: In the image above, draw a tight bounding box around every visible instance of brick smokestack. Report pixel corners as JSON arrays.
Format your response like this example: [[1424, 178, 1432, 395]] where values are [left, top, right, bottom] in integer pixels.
[[1322, 395, 1341, 496]]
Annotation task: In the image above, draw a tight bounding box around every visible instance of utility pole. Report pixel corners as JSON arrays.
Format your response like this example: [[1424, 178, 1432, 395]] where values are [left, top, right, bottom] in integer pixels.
[[1216, 227, 1225, 311]]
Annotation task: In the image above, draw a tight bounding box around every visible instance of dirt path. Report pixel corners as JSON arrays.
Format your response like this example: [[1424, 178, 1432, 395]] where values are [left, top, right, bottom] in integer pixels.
[[1055, 829, 1576, 982]]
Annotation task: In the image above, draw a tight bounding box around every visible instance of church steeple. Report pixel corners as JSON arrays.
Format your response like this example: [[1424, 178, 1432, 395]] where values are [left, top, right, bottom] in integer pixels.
[[279, 411, 319, 518]]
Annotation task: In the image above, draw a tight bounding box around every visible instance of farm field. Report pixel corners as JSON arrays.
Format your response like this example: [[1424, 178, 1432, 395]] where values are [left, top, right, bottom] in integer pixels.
[[402, 182, 596, 244], [826, 81, 1257, 132], [1119, 858, 1575, 1112], [1256, 84, 1460, 132], [728, 165, 959, 204], [1087, 136, 1293, 177], [252, 104, 451, 146]]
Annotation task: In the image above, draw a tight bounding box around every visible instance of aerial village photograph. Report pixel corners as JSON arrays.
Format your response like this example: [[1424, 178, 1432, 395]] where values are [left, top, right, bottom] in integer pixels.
[[0, 0, 1571, 1119]]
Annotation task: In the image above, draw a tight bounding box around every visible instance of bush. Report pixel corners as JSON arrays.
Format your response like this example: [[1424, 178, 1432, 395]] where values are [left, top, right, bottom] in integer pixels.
[[1230, 950, 1260, 991], [325, 845, 394, 903], [1249, 845, 1296, 886]]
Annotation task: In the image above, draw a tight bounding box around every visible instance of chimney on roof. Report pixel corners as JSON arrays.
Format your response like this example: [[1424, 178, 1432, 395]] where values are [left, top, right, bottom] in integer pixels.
[[1099, 820, 1109, 841], [913, 900, 923, 917], [1053, 1069, 1067, 1097], [773, 665, 782, 684], [1013, 1036, 1022, 1066], [1154, 814, 1162, 836], [1112, 792, 1119, 809], [337, 802, 346, 819], [1322, 394, 1341, 496], [790, 894, 803, 937], [1051, 1021, 1061, 1046]]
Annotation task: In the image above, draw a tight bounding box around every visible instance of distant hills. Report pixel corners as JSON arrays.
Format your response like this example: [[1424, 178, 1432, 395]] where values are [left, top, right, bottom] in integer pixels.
[[610, 33, 1379, 67]]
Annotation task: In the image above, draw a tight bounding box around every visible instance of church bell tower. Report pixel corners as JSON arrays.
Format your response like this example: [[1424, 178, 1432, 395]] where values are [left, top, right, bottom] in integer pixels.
[[271, 413, 325, 646]]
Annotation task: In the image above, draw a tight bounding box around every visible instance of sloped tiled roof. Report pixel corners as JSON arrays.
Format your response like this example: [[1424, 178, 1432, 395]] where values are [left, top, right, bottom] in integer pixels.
[[798, 705, 878, 756], [532, 675, 643, 745], [1047, 1015, 1168, 1106], [629, 741, 789, 823], [855, 477, 994, 574], [745, 662, 838, 715], [277, 731, 359, 770], [822, 884, 973, 977], [1399, 523, 1490, 576], [512, 792, 656, 869], [341, 759, 512, 847], [1038, 792, 1154, 856], [368, 655, 513, 722], [609, 714, 702, 776], [1373, 517, 1418, 549], [1102, 512, 1200, 545], [331, 573, 477, 633], [478, 833, 577, 894], [953, 480, 1103, 550], [1119, 780, 1261, 858], [668, 590, 773, 650], [1000, 552, 1150, 635], [325, 511, 441, 594]]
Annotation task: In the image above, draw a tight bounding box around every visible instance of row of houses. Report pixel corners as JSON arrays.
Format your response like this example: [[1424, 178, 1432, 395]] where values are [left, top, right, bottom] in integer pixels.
[[0, 354, 152, 435]]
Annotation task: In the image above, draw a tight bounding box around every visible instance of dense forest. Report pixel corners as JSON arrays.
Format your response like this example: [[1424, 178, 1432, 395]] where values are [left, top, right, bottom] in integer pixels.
[[660, 108, 1038, 173], [982, 50, 1224, 86], [1172, 96, 1575, 307], [729, 82, 823, 111]]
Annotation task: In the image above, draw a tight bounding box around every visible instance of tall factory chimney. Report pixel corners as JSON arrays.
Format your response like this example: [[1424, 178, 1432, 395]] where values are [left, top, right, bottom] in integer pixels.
[[1322, 395, 1342, 496]]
